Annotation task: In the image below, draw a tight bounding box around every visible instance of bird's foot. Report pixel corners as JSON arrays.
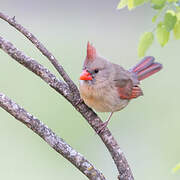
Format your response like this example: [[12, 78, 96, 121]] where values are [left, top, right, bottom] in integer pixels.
[[96, 121, 109, 134], [96, 112, 113, 134]]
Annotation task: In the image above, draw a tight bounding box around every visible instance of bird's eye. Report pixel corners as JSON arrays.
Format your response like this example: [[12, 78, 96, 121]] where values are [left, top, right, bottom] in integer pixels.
[[94, 69, 99, 73]]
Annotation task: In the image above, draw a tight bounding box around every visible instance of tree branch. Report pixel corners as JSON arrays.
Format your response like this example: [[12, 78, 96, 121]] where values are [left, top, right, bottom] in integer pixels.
[[0, 12, 134, 180], [0, 12, 78, 93], [0, 93, 106, 180], [0, 36, 73, 102]]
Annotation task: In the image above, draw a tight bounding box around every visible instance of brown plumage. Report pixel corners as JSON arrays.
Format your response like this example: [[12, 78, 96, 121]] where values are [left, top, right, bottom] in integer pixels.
[[79, 42, 162, 133]]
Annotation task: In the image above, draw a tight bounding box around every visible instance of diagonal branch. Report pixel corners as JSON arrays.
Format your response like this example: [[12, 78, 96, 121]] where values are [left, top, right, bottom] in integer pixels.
[[0, 35, 134, 180], [0, 12, 134, 180], [0, 36, 72, 102], [0, 93, 106, 180], [0, 12, 78, 93]]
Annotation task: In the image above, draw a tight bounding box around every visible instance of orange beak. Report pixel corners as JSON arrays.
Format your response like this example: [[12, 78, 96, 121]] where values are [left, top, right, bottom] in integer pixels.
[[80, 70, 92, 80]]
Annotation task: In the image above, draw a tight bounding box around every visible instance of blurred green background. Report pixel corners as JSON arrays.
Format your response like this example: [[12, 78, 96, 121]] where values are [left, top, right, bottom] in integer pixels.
[[0, 0, 180, 179]]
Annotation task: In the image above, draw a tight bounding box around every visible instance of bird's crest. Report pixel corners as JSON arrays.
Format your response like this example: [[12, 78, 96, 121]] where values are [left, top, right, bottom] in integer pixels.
[[87, 41, 97, 60]]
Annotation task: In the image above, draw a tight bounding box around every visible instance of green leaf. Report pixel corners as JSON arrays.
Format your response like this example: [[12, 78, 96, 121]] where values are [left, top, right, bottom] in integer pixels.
[[117, 0, 128, 9], [156, 22, 170, 46], [151, 0, 166, 9], [164, 11, 177, 31], [152, 9, 162, 22], [173, 20, 180, 39], [176, 5, 180, 12], [167, 0, 178, 2], [126, 0, 148, 10], [176, 12, 180, 20], [172, 163, 180, 173], [138, 32, 154, 57], [134, 0, 147, 7], [152, 14, 158, 22], [128, 0, 134, 10]]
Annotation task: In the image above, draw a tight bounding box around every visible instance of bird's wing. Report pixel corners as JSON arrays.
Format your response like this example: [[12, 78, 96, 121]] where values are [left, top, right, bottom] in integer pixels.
[[113, 64, 143, 100]]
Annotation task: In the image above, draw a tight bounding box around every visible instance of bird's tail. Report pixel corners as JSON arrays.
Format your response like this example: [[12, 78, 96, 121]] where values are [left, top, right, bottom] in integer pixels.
[[130, 56, 162, 81]]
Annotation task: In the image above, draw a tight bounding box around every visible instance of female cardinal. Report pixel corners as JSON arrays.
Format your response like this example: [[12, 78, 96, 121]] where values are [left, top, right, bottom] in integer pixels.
[[79, 42, 162, 133]]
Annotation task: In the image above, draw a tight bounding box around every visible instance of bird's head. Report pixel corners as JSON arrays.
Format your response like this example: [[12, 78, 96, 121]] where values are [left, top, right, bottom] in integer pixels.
[[80, 42, 111, 85]]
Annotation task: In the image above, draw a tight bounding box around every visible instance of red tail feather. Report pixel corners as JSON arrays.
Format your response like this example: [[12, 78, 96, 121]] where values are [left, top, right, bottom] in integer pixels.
[[131, 56, 155, 73], [130, 56, 162, 81]]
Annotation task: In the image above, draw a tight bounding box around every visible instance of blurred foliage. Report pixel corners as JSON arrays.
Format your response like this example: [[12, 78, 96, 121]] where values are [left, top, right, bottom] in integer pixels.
[[172, 163, 180, 173], [138, 32, 154, 57], [117, 0, 180, 57]]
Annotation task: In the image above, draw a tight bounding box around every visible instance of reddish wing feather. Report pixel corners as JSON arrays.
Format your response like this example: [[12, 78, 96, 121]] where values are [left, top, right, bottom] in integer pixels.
[[116, 80, 143, 100], [118, 85, 143, 100], [116, 56, 162, 100], [130, 86, 143, 98], [117, 80, 132, 99]]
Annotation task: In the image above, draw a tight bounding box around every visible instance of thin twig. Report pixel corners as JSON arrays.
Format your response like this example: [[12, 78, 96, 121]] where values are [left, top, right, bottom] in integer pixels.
[[0, 93, 106, 180], [0, 35, 134, 180], [0, 12, 78, 94]]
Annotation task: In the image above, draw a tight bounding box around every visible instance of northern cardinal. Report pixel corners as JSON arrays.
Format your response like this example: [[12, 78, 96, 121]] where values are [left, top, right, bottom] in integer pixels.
[[79, 42, 162, 133]]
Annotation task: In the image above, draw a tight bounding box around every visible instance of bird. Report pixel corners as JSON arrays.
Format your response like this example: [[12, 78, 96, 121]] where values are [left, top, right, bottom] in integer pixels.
[[79, 42, 162, 133]]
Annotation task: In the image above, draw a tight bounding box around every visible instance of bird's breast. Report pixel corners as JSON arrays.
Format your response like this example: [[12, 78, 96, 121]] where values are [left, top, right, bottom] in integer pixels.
[[79, 80, 129, 112]]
